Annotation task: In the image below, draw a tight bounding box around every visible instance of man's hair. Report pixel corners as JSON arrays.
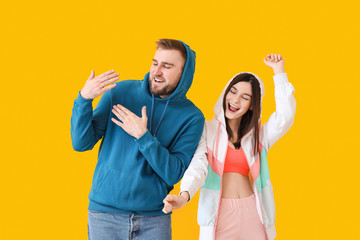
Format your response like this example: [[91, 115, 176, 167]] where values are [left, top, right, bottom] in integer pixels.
[[155, 39, 187, 61]]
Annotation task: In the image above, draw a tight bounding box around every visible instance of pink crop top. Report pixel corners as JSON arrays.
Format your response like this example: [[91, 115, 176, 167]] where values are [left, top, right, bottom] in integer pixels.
[[223, 145, 249, 176]]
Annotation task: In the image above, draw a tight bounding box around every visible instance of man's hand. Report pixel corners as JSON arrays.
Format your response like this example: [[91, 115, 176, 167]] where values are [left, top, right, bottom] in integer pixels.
[[80, 70, 119, 99], [162, 192, 190, 214], [111, 105, 148, 139], [264, 54, 285, 75]]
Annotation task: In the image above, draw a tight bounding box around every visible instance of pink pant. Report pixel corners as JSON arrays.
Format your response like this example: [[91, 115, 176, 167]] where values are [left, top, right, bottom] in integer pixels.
[[215, 194, 267, 240]]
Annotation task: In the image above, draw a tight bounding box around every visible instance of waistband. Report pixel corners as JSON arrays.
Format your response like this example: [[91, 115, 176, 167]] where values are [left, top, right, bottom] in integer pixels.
[[220, 194, 256, 209]]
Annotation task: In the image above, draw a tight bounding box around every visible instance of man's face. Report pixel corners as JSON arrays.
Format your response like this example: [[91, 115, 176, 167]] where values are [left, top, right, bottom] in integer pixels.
[[149, 48, 185, 98]]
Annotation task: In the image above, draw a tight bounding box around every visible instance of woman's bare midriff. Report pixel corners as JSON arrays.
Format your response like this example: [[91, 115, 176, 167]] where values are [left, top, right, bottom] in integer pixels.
[[221, 172, 253, 199]]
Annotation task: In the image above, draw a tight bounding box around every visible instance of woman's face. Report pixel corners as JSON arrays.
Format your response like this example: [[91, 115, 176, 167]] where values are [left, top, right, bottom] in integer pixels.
[[225, 82, 252, 121]]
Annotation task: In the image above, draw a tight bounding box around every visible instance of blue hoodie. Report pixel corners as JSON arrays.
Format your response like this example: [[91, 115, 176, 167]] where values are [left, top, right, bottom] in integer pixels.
[[71, 41, 204, 215]]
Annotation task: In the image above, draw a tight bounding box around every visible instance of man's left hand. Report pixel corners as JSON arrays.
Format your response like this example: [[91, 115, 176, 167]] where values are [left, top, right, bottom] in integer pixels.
[[111, 104, 148, 139]]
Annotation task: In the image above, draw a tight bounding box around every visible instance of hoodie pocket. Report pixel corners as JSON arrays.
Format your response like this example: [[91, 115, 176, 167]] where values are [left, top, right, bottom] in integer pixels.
[[89, 165, 167, 212], [89, 166, 110, 197], [89, 166, 133, 209]]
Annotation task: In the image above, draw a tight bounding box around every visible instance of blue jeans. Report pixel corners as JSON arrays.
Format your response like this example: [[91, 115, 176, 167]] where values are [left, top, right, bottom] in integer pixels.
[[88, 210, 172, 240]]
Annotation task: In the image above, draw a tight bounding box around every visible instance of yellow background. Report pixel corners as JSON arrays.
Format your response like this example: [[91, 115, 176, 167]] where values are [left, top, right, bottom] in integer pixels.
[[1, 0, 359, 239]]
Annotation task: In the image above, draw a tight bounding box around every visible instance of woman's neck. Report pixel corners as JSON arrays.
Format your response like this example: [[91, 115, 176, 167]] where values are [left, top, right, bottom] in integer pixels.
[[227, 117, 242, 143]]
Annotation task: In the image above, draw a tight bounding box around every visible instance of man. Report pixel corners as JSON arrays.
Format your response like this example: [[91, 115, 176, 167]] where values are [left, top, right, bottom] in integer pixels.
[[71, 39, 204, 240]]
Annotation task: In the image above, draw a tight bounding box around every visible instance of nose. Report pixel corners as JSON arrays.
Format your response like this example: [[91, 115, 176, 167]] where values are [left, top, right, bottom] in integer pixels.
[[233, 96, 241, 104], [153, 66, 162, 76]]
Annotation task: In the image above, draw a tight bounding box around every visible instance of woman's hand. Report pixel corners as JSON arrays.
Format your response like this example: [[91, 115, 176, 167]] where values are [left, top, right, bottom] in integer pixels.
[[264, 54, 285, 75], [162, 192, 190, 214]]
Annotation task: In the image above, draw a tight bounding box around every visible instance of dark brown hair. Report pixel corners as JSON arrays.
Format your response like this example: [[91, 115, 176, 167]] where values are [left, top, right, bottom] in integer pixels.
[[222, 73, 261, 154], [155, 39, 187, 61]]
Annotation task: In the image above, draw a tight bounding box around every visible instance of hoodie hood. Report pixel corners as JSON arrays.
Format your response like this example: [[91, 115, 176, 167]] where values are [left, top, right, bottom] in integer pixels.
[[213, 72, 265, 126], [141, 40, 196, 101]]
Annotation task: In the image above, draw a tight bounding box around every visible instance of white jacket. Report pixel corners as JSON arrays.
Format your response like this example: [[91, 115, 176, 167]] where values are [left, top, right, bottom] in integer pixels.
[[180, 73, 296, 240]]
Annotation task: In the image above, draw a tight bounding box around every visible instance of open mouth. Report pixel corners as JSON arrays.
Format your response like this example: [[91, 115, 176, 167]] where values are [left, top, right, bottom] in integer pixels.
[[154, 77, 165, 83], [228, 103, 240, 112]]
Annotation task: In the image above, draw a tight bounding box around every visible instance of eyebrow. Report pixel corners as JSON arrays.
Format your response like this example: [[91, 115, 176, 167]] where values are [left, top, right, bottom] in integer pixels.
[[152, 59, 175, 66], [231, 86, 252, 97]]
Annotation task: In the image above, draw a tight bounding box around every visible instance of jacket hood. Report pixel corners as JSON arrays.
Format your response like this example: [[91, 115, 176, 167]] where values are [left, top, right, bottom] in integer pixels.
[[141, 40, 196, 101], [213, 72, 265, 126]]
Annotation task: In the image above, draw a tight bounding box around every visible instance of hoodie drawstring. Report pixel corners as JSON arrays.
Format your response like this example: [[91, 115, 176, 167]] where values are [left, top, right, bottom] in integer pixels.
[[149, 94, 170, 137], [149, 94, 155, 132]]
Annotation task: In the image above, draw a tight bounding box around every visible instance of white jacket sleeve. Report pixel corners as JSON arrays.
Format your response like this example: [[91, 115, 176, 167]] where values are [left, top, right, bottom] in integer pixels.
[[263, 73, 296, 149], [180, 126, 208, 200]]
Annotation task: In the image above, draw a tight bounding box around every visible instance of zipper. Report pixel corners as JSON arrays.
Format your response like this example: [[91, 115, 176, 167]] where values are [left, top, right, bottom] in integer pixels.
[[247, 148, 269, 240], [213, 122, 225, 238], [253, 183, 269, 240]]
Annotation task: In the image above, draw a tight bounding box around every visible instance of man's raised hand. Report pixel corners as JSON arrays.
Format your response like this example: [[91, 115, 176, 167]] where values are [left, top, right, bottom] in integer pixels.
[[80, 70, 119, 99]]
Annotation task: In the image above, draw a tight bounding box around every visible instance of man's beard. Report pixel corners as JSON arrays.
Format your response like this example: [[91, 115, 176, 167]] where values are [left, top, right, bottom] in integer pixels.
[[149, 78, 177, 97]]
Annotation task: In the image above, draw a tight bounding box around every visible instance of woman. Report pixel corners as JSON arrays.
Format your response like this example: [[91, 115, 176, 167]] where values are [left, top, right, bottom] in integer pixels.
[[162, 54, 296, 240]]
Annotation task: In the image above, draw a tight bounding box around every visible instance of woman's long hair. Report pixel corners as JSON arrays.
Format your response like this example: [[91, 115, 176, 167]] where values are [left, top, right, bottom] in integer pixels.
[[222, 73, 261, 154]]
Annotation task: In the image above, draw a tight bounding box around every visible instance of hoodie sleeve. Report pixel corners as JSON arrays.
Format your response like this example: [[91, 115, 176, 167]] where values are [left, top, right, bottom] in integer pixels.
[[70, 91, 111, 151], [135, 116, 205, 186], [262, 73, 296, 149]]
